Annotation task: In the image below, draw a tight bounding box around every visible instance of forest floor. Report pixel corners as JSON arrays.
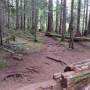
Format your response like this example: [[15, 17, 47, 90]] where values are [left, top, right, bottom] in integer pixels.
[[0, 33, 90, 90]]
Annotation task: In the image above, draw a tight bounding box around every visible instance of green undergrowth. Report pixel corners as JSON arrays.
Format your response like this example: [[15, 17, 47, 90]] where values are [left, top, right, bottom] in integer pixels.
[[3, 30, 43, 54], [0, 60, 8, 70]]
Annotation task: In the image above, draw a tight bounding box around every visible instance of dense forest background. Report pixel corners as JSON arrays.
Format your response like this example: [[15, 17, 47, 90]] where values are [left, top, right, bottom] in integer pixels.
[[0, 0, 90, 49]]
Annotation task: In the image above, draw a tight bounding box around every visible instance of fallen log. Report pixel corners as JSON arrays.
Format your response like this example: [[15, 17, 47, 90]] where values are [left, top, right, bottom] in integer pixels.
[[53, 60, 90, 90], [54, 71, 90, 90], [62, 70, 90, 90], [46, 33, 90, 41]]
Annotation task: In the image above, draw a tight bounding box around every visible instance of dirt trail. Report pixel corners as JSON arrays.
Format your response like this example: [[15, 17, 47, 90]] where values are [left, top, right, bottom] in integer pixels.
[[0, 33, 90, 90]]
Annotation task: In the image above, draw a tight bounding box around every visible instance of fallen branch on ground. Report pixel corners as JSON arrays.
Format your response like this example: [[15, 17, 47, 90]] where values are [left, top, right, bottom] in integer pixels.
[[2, 47, 15, 54], [46, 56, 67, 65]]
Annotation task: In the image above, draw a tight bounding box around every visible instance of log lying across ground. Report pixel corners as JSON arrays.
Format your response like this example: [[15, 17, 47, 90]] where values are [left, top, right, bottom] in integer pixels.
[[46, 33, 90, 41], [46, 56, 67, 65], [53, 59, 90, 90]]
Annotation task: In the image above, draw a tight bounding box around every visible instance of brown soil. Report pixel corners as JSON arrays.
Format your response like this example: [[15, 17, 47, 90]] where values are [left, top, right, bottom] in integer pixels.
[[0, 33, 90, 90]]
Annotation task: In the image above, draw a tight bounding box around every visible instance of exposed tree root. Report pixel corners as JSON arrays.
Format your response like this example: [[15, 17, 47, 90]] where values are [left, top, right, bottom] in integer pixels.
[[3, 73, 22, 81]]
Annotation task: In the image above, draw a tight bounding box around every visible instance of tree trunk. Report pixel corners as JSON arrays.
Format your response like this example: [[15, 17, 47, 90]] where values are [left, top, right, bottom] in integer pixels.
[[77, 0, 81, 33], [47, 0, 53, 33], [84, 0, 88, 32], [61, 0, 66, 41], [24, 0, 26, 31], [87, 13, 90, 34], [31, 0, 38, 42], [59, 0, 63, 34], [0, 25, 3, 46], [55, 0, 59, 33], [20, 0, 23, 29], [27, 17, 30, 29], [0, 5, 3, 46], [69, 0, 74, 49], [7, 0, 10, 29], [82, 0, 86, 35], [16, 0, 19, 30]]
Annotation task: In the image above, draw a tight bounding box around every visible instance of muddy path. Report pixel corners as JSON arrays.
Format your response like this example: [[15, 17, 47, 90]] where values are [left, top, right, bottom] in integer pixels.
[[0, 33, 90, 90]]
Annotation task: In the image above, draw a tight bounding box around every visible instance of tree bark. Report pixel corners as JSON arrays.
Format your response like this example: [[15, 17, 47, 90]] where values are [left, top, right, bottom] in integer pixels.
[[61, 0, 66, 41], [77, 0, 81, 33], [87, 13, 90, 34], [0, 5, 3, 46], [7, 0, 10, 29], [47, 0, 53, 33], [69, 0, 74, 49], [20, 0, 23, 29], [24, 0, 26, 31], [82, 0, 86, 35], [31, 0, 38, 41], [16, 0, 19, 30], [84, 0, 89, 32], [55, 0, 59, 33], [59, 0, 63, 34]]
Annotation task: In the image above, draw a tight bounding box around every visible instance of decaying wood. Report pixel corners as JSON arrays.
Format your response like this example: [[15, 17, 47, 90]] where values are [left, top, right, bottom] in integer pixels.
[[46, 33, 90, 41], [46, 56, 67, 65]]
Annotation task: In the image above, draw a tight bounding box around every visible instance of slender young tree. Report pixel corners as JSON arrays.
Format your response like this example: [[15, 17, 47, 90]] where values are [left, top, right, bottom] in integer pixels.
[[69, 0, 74, 49], [20, 0, 23, 29], [87, 13, 90, 34], [24, 0, 26, 31], [7, 0, 10, 29], [0, 5, 3, 46], [61, 0, 66, 41], [0, 24, 3, 46], [31, 0, 38, 41], [84, 0, 89, 35], [47, 0, 53, 33]]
